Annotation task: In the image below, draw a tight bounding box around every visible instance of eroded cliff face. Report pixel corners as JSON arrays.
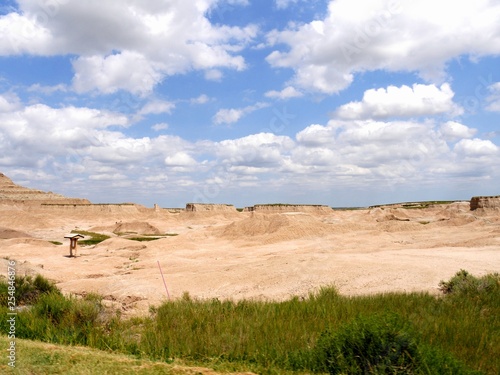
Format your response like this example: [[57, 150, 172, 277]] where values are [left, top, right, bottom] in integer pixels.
[[185, 203, 237, 212], [470, 196, 500, 210], [245, 204, 332, 213], [0, 173, 90, 205]]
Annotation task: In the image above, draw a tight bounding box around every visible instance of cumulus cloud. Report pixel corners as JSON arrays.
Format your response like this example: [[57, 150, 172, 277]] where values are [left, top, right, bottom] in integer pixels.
[[0, 103, 125, 147], [266, 0, 500, 93], [0, 92, 22, 112], [138, 100, 175, 116], [265, 86, 303, 100], [151, 123, 169, 131], [215, 132, 294, 169], [164, 152, 197, 167], [0, 0, 257, 94], [454, 138, 499, 157], [334, 83, 463, 120], [190, 94, 211, 105], [290, 116, 500, 186], [439, 121, 476, 141], [213, 102, 270, 125], [72, 51, 164, 95]]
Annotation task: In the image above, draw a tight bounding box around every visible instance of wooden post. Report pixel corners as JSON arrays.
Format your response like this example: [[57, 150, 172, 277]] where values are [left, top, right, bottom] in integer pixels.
[[70, 238, 77, 257]]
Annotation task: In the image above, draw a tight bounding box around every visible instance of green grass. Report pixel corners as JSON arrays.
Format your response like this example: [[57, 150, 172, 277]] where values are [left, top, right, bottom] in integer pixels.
[[0, 271, 498, 374], [370, 201, 461, 209], [127, 237, 160, 242], [49, 241, 63, 245], [0, 336, 229, 375], [126, 233, 179, 241], [70, 230, 110, 246], [401, 201, 457, 209]]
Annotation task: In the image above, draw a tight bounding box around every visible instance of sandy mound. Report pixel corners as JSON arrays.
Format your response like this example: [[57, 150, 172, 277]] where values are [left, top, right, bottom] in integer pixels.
[[112, 221, 161, 235], [93, 238, 148, 252], [0, 227, 32, 239], [2, 238, 58, 247], [217, 212, 333, 243]]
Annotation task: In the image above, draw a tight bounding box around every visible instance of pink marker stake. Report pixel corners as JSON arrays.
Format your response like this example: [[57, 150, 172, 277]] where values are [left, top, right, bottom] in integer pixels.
[[157, 260, 171, 300]]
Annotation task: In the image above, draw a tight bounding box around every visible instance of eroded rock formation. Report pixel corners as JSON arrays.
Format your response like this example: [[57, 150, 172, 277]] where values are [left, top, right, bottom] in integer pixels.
[[470, 196, 500, 210], [245, 204, 332, 213], [185, 203, 237, 212], [0, 173, 90, 205]]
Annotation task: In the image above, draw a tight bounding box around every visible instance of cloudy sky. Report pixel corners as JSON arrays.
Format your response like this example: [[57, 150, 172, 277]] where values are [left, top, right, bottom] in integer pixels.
[[0, 0, 499, 207]]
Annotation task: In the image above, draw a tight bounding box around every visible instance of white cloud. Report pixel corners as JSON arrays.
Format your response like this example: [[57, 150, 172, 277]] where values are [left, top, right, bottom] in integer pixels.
[[454, 139, 499, 157], [0, 0, 257, 94], [72, 51, 164, 95], [138, 100, 175, 116], [191, 94, 210, 104], [439, 121, 476, 141], [266, 0, 500, 93], [485, 82, 500, 112], [335, 83, 463, 120], [27, 83, 68, 95], [215, 132, 294, 169], [290, 118, 500, 185], [152, 123, 169, 131], [0, 93, 22, 112], [204, 69, 223, 81], [164, 152, 197, 167], [265, 86, 303, 100], [0, 103, 128, 168], [275, 0, 299, 10], [296, 124, 336, 147], [213, 102, 270, 125]]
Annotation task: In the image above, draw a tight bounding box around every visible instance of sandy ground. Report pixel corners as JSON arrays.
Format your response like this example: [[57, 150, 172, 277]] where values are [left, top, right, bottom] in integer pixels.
[[0, 202, 499, 316]]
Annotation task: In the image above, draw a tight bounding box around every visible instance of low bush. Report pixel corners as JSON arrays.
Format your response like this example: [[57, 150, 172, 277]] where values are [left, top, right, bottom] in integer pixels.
[[0, 274, 60, 306], [312, 314, 480, 374], [438, 270, 499, 297], [313, 314, 420, 374]]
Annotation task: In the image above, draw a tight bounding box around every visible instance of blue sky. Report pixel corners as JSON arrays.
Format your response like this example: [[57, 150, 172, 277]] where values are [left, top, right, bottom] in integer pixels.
[[0, 0, 499, 208]]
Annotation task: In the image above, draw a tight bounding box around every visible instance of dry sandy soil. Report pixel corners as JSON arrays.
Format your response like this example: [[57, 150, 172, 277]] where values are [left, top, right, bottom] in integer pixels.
[[0, 201, 499, 316]]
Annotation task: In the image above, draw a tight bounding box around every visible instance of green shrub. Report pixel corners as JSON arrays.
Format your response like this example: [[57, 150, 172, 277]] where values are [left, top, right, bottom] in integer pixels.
[[439, 270, 500, 296], [0, 274, 61, 306], [313, 314, 420, 374], [312, 314, 480, 375]]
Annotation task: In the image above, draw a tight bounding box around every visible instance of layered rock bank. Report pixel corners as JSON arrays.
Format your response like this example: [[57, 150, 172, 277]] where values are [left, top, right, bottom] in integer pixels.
[[185, 203, 237, 212], [470, 196, 500, 210], [244, 204, 332, 213], [0, 173, 90, 205]]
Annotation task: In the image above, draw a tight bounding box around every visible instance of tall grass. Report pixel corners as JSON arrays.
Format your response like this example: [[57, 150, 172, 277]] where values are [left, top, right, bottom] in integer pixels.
[[0, 271, 498, 374]]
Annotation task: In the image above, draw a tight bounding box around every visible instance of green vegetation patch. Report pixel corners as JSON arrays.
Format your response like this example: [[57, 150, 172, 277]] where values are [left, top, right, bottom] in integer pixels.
[[0, 274, 60, 306], [70, 230, 110, 246], [0, 336, 208, 375], [126, 233, 178, 242], [401, 201, 457, 209], [127, 237, 161, 242]]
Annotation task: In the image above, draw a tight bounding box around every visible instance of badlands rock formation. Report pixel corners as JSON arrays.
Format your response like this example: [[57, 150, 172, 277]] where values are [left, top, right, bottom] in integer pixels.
[[245, 204, 332, 213], [470, 196, 500, 210], [185, 203, 237, 212], [0, 173, 89, 205]]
